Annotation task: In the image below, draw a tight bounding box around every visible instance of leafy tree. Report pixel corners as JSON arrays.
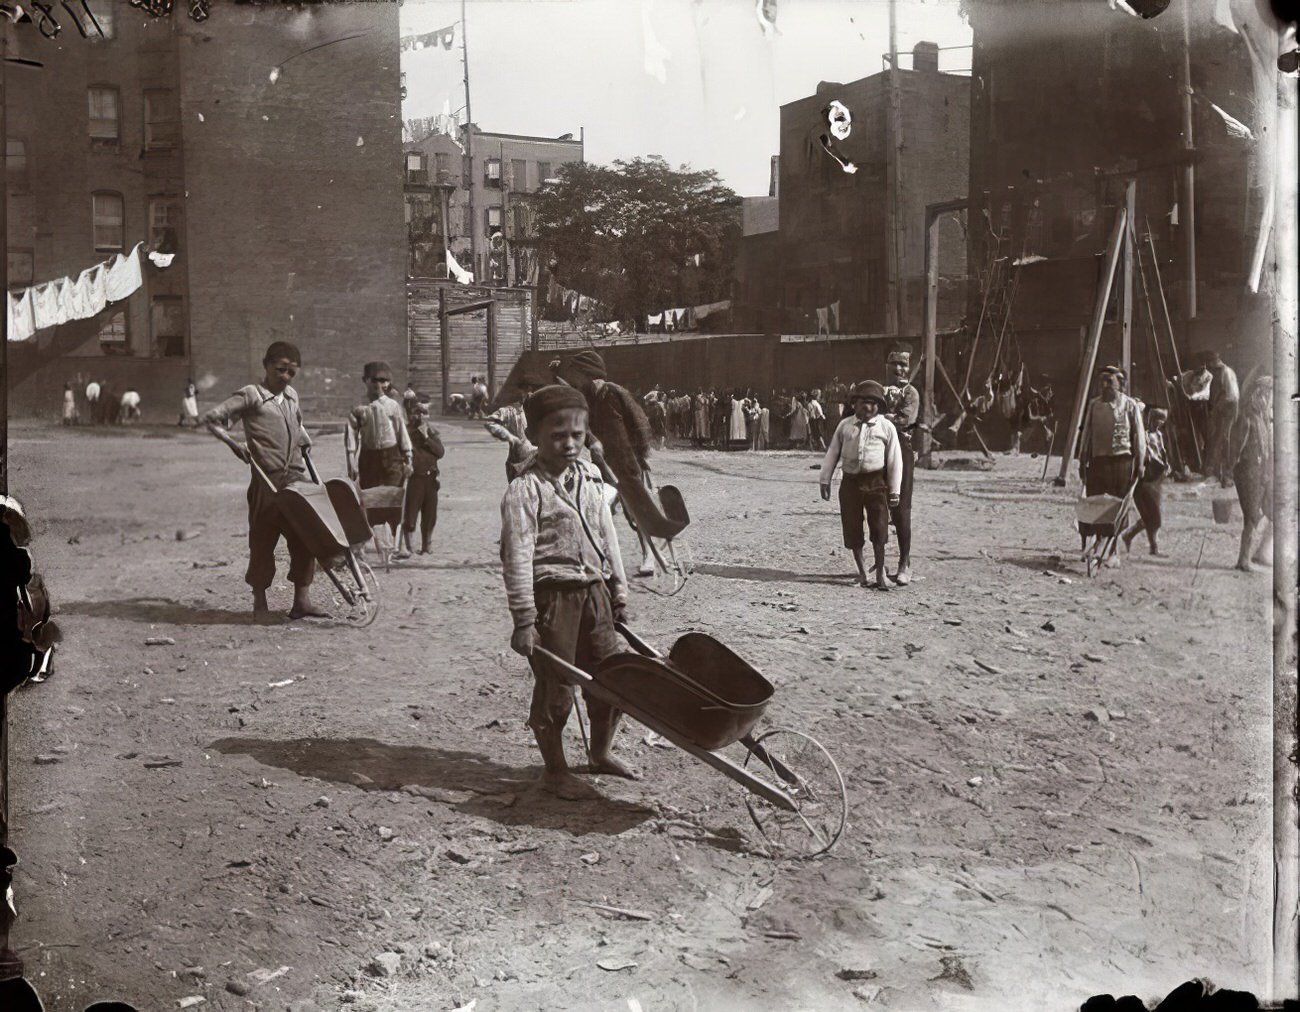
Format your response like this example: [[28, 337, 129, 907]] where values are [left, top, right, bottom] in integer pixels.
[[531, 156, 741, 327]]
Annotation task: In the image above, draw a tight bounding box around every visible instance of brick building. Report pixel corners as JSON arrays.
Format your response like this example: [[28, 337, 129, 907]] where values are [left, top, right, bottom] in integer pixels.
[[403, 125, 584, 287], [772, 44, 970, 337], [6, 2, 404, 421], [964, 0, 1275, 406]]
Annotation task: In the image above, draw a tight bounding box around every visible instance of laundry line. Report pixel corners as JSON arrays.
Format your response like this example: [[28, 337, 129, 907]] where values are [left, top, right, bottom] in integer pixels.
[[7, 243, 151, 343]]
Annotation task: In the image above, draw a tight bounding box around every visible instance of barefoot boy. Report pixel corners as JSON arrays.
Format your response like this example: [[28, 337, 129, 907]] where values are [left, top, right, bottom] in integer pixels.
[[500, 384, 636, 799], [819, 380, 903, 590], [202, 341, 326, 619]]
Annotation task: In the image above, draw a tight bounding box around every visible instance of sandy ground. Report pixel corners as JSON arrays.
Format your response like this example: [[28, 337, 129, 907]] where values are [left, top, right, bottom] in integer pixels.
[[5, 417, 1276, 1012]]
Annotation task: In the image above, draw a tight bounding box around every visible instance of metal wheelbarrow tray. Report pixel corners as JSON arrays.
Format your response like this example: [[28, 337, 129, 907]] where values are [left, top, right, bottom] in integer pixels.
[[592, 632, 772, 752], [533, 624, 848, 858]]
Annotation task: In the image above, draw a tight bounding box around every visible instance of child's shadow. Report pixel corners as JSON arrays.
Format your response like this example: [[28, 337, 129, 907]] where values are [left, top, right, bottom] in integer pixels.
[[60, 597, 288, 626], [208, 735, 655, 835]]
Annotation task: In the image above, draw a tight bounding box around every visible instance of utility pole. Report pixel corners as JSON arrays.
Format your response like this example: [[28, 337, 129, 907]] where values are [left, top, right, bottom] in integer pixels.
[[884, 0, 904, 336], [461, 0, 476, 281], [1120, 180, 1135, 380], [1179, 0, 1196, 337]]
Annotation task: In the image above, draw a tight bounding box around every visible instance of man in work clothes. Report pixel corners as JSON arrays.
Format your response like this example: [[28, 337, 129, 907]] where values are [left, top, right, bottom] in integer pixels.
[[883, 349, 920, 586], [1204, 350, 1239, 488]]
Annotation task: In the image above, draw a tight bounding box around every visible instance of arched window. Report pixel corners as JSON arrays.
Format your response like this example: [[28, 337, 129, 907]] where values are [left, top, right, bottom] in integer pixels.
[[92, 191, 125, 252]]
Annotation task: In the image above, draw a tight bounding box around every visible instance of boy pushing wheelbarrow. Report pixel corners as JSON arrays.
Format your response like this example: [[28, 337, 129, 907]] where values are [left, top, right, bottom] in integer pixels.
[[1076, 366, 1145, 573], [202, 341, 329, 619]]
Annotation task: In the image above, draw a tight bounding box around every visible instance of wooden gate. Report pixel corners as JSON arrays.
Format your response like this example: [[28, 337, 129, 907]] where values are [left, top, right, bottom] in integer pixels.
[[408, 280, 534, 411]]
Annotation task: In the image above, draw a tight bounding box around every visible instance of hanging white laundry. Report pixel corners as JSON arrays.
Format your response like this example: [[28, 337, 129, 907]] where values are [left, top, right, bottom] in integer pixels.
[[816, 306, 829, 335], [147, 251, 176, 268], [32, 283, 62, 330], [9, 289, 35, 342], [830, 300, 840, 333], [446, 249, 474, 284], [104, 243, 145, 302], [647, 312, 663, 329], [54, 278, 78, 324], [85, 264, 108, 316]]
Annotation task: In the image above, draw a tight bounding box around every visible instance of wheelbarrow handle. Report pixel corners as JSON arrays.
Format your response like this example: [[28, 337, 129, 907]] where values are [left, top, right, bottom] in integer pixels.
[[614, 621, 662, 659], [531, 646, 595, 689]]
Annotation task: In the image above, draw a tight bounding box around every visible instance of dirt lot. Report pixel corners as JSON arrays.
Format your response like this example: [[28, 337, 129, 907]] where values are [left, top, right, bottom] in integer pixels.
[[5, 416, 1276, 1011]]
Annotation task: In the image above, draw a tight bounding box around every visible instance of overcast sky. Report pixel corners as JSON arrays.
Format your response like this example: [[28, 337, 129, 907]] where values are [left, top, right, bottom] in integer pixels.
[[401, 0, 972, 196]]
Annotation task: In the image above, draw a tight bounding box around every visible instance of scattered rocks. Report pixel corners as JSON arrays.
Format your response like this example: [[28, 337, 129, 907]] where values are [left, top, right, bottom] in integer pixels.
[[597, 957, 638, 972], [377, 826, 395, 842], [224, 980, 249, 996], [1041, 620, 1056, 632], [145, 636, 176, 646], [1084, 707, 1111, 724], [443, 848, 473, 864], [177, 998, 206, 1009], [34, 754, 61, 765], [836, 967, 878, 981], [368, 951, 402, 977], [1083, 653, 1105, 663]]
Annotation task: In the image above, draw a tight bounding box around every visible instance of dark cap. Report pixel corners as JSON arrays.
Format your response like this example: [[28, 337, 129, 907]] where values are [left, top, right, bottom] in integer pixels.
[[524, 384, 589, 436], [851, 380, 888, 405]]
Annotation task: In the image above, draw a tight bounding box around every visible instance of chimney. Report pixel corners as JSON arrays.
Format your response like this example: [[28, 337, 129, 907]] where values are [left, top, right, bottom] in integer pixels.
[[913, 41, 939, 72], [769, 155, 780, 198]]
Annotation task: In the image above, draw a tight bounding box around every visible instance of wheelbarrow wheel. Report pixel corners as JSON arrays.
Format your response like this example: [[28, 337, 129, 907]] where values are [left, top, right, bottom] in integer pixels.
[[741, 728, 847, 859], [323, 555, 380, 627]]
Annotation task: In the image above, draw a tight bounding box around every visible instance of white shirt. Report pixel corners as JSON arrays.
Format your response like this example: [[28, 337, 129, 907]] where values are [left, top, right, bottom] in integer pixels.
[[819, 414, 903, 495], [86, 382, 100, 401]]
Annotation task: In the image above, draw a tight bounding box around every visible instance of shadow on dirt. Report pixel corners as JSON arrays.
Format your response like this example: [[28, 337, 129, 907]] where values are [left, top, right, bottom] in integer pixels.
[[60, 597, 289, 626], [209, 735, 656, 835], [693, 564, 854, 586]]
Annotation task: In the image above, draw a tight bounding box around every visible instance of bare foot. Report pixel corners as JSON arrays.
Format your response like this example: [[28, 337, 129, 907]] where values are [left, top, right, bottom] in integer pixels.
[[890, 569, 911, 586], [582, 755, 642, 780], [874, 578, 891, 592], [1236, 559, 1254, 573], [289, 602, 331, 619], [539, 771, 602, 801], [252, 590, 270, 614], [1251, 552, 1272, 567]]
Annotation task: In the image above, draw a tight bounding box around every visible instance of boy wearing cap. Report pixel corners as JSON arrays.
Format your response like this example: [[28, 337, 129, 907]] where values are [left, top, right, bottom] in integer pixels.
[[202, 341, 327, 619], [883, 349, 920, 586], [500, 384, 635, 800], [346, 361, 414, 554], [819, 381, 903, 590]]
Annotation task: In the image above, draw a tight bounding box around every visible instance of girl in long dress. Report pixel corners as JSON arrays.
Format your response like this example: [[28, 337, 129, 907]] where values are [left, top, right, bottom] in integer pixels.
[[788, 393, 810, 448]]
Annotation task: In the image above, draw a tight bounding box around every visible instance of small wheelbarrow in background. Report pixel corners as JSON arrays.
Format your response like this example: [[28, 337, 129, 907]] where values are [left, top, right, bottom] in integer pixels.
[[535, 622, 848, 858], [1075, 478, 1138, 577], [249, 456, 381, 626], [618, 477, 694, 597]]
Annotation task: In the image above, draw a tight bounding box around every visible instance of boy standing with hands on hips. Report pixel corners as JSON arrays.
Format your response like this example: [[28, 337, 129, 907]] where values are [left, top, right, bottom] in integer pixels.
[[499, 384, 637, 800]]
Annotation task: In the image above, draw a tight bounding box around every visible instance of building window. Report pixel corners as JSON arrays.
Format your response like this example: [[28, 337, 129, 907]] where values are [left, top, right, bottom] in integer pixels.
[[144, 90, 180, 150], [6, 139, 27, 189], [98, 308, 129, 354], [8, 249, 33, 288], [537, 161, 552, 185], [405, 152, 427, 185], [149, 195, 181, 250], [87, 0, 115, 40], [511, 159, 528, 191], [485, 206, 503, 233], [151, 295, 186, 357], [484, 158, 501, 187], [92, 191, 125, 252], [434, 152, 449, 182], [88, 86, 120, 142]]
